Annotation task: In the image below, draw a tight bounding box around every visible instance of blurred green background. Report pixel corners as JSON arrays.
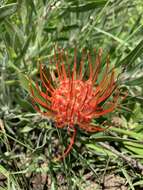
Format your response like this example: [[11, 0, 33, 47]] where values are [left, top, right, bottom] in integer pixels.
[[0, 0, 143, 189]]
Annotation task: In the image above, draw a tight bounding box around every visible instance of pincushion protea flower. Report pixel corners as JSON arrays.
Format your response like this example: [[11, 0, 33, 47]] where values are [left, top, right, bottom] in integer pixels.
[[29, 48, 119, 160]]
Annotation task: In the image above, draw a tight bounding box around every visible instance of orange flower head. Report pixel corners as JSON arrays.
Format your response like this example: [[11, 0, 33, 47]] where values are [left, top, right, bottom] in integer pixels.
[[29, 48, 119, 159]]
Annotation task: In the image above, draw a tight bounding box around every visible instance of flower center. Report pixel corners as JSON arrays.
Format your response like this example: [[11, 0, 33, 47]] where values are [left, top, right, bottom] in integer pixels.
[[51, 79, 95, 126]]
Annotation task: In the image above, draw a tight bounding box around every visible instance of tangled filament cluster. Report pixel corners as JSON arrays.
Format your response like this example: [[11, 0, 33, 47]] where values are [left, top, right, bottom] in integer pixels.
[[29, 48, 119, 159]]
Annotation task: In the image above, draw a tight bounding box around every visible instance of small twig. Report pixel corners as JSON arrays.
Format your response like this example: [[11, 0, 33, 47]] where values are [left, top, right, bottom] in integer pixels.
[[98, 142, 143, 174]]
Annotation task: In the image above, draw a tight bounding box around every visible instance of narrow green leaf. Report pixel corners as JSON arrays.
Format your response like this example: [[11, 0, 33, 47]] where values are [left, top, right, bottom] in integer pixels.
[[18, 73, 30, 93], [27, 0, 37, 14], [18, 72, 46, 103], [0, 165, 9, 178], [86, 143, 115, 156], [90, 135, 142, 143], [20, 126, 33, 133], [118, 39, 143, 67], [4, 20, 25, 49], [122, 169, 135, 190], [15, 33, 32, 62], [0, 3, 18, 21], [123, 141, 143, 149], [111, 127, 143, 140], [44, 24, 79, 33], [133, 180, 143, 187], [125, 145, 143, 156], [65, 1, 107, 12], [124, 76, 143, 86]]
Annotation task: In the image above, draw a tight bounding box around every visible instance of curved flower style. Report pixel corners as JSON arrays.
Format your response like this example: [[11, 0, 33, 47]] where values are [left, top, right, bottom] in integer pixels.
[[29, 48, 119, 159]]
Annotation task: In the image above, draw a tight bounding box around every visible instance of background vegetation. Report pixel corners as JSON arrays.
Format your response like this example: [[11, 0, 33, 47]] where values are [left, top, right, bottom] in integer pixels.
[[0, 0, 143, 189]]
